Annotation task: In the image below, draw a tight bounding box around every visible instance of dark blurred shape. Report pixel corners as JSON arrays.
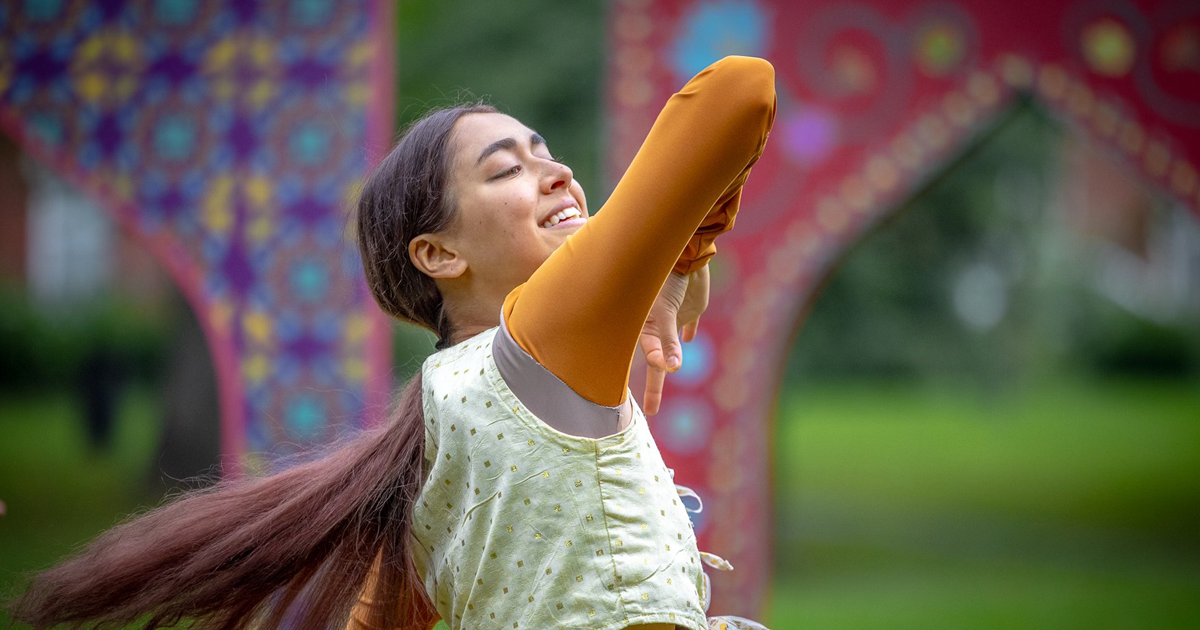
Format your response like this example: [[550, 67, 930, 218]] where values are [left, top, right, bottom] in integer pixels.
[[0, 135, 30, 284], [154, 295, 220, 488], [0, 136, 219, 484], [75, 338, 123, 452], [1077, 307, 1199, 377]]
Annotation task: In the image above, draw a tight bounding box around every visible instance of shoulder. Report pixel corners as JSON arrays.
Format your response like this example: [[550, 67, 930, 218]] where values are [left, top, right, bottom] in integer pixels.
[[421, 328, 501, 401], [422, 327, 499, 370]]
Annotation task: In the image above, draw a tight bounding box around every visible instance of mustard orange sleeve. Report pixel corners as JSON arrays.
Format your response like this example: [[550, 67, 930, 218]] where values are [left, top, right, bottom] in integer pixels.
[[346, 554, 386, 630], [345, 553, 440, 630], [503, 56, 776, 407]]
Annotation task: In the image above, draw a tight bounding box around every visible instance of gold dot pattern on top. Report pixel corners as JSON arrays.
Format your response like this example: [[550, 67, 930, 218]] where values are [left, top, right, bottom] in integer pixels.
[[410, 327, 707, 630]]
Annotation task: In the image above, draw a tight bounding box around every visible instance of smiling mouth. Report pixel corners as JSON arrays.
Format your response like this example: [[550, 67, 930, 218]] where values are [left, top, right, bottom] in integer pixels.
[[540, 206, 583, 228]]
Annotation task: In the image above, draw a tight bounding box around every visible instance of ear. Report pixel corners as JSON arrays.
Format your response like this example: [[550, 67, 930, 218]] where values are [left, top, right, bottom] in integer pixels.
[[409, 233, 466, 279]]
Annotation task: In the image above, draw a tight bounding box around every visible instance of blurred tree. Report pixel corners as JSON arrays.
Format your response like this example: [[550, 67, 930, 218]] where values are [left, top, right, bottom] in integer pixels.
[[785, 101, 1199, 393]]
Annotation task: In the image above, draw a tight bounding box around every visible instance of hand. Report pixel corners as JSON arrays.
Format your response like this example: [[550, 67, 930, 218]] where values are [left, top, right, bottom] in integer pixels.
[[639, 265, 710, 415]]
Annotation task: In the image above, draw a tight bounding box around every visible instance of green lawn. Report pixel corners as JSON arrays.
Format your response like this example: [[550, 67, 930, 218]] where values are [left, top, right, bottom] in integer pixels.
[[1, 379, 1197, 628], [0, 388, 163, 623], [768, 378, 1200, 629]]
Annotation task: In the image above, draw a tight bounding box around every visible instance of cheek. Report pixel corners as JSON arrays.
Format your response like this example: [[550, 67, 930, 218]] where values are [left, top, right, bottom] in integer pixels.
[[484, 187, 539, 232], [459, 188, 540, 253], [570, 182, 588, 213]]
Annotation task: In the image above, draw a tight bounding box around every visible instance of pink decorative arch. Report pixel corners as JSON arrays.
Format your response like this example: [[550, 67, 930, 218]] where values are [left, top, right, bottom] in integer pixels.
[[0, 0, 396, 474], [609, 0, 1200, 615], [0, 106, 247, 463]]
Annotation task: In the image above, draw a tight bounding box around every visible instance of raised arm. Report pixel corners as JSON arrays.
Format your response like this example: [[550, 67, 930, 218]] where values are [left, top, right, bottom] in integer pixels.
[[503, 56, 776, 407]]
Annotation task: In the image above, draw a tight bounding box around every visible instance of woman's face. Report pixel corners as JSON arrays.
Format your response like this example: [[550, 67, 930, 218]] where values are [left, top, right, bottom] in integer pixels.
[[440, 112, 589, 291]]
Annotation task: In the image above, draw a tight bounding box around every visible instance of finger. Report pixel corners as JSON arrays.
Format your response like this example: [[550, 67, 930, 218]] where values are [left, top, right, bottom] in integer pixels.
[[643, 365, 667, 416], [681, 317, 701, 343], [660, 326, 683, 373]]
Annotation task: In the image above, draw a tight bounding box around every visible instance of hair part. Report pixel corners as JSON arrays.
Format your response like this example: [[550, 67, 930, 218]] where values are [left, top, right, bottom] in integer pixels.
[[357, 103, 499, 350]]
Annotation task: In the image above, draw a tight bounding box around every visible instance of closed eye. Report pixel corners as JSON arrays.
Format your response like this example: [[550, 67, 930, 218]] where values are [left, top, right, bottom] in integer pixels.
[[490, 164, 522, 180]]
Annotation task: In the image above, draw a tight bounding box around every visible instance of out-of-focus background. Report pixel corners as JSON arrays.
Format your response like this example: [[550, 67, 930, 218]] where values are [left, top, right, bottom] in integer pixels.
[[2, 1, 1199, 628]]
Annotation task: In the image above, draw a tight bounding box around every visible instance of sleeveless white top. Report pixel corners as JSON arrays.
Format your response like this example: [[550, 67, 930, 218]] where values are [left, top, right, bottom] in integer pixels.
[[411, 327, 709, 630]]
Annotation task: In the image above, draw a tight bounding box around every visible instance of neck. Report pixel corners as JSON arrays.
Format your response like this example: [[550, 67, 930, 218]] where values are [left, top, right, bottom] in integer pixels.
[[438, 273, 511, 347], [447, 320, 497, 346]]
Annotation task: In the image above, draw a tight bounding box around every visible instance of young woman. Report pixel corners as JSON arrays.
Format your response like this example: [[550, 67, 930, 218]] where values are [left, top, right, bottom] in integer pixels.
[[8, 56, 775, 630]]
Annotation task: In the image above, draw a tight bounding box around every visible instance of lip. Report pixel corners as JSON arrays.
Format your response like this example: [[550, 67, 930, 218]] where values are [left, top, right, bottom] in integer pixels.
[[546, 217, 586, 229], [538, 197, 584, 227]]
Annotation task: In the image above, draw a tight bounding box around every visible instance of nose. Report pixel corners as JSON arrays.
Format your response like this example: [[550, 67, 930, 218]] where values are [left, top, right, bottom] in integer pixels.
[[540, 158, 573, 194]]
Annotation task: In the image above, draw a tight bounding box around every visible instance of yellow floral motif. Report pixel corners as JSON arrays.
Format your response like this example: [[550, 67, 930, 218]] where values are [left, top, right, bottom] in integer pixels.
[[243, 309, 273, 345], [202, 35, 277, 109], [243, 174, 272, 209], [342, 357, 366, 382], [246, 176, 275, 242], [71, 29, 143, 105], [203, 176, 235, 234], [242, 353, 269, 384], [241, 452, 268, 477], [342, 42, 371, 107], [342, 313, 368, 345], [1082, 18, 1135, 77]]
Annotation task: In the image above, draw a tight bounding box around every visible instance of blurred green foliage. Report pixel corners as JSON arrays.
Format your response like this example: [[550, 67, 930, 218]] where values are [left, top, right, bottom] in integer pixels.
[[395, 1, 606, 198], [1073, 299, 1200, 377], [0, 286, 169, 393], [787, 102, 1200, 390]]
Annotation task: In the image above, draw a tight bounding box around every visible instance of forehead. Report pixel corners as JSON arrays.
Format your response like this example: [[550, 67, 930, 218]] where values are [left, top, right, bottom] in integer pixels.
[[450, 113, 534, 163]]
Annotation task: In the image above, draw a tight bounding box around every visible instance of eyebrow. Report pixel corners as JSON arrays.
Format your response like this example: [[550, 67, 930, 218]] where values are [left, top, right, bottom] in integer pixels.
[[476, 132, 546, 165]]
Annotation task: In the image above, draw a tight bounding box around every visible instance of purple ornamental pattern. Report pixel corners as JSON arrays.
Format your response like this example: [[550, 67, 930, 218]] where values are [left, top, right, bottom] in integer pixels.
[[0, 0, 396, 471]]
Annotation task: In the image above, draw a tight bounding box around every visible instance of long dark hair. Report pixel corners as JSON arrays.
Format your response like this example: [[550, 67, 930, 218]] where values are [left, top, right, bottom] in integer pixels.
[[7, 104, 496, 629]]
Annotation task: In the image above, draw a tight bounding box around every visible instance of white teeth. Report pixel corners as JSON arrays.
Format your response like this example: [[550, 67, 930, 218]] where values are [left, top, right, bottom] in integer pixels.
[[540, 206, 582, 228]]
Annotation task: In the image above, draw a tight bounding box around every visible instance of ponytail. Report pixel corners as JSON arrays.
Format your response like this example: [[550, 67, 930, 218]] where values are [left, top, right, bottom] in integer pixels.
[[7, 372, 436, 630]]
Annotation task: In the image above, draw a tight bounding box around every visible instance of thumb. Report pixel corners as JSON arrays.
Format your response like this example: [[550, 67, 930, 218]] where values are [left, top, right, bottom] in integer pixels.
[[640, 330, 668, 371]]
